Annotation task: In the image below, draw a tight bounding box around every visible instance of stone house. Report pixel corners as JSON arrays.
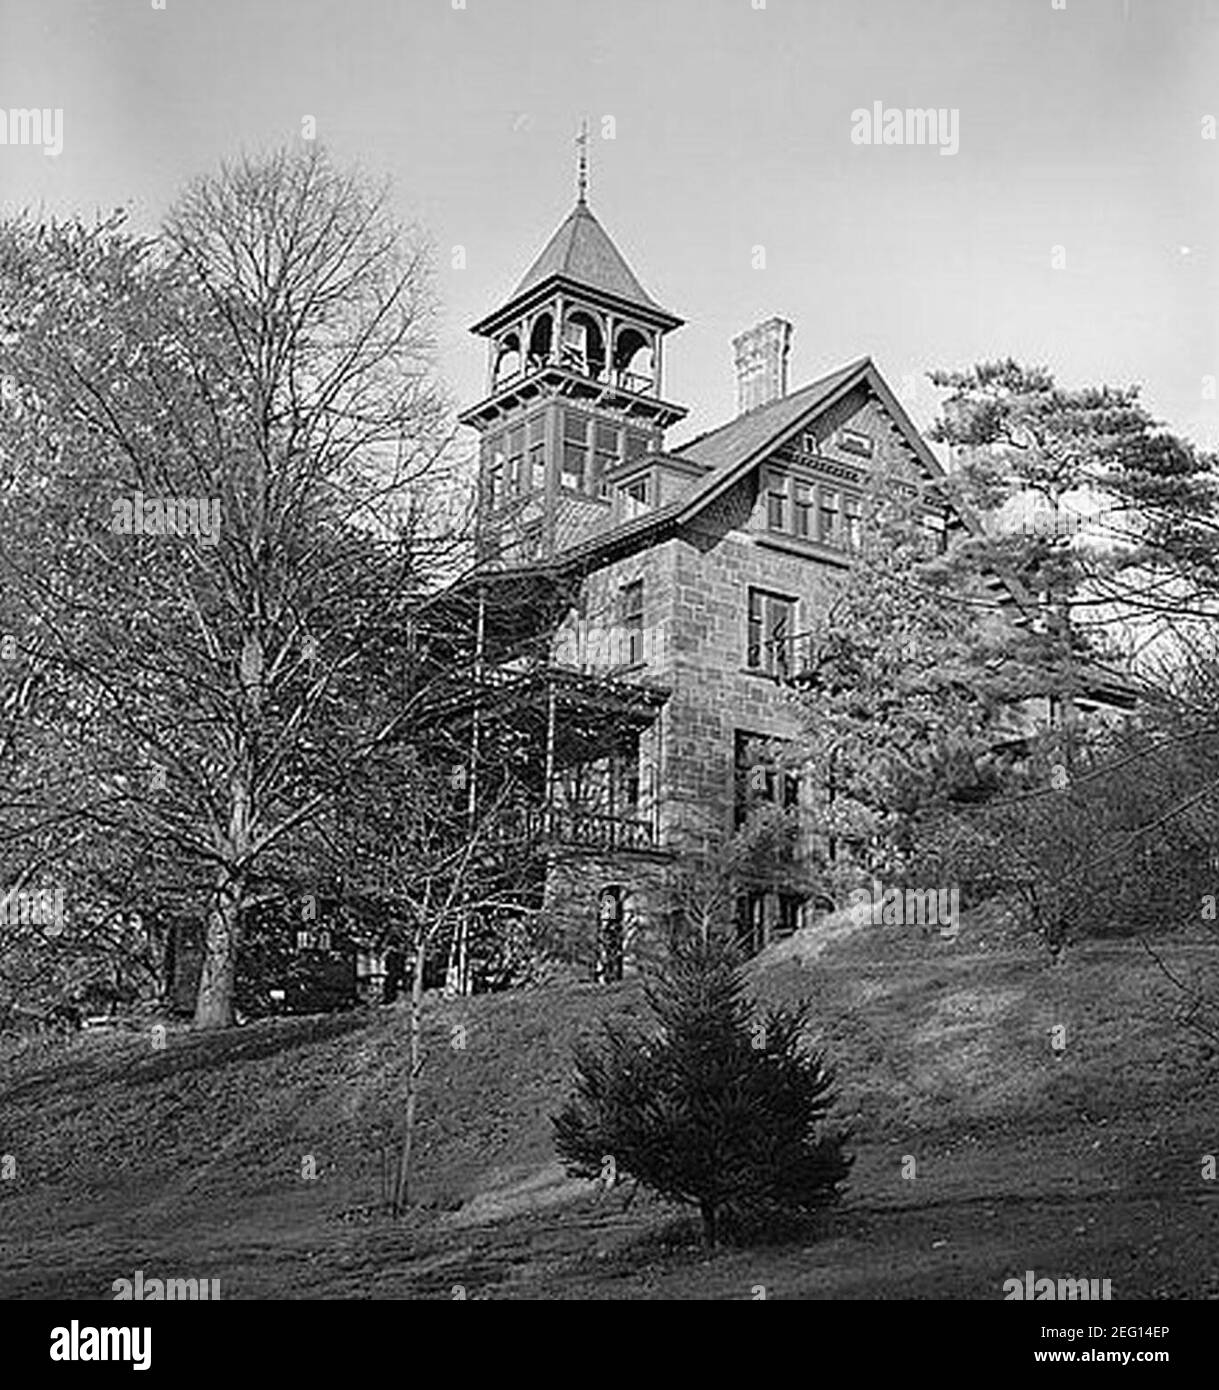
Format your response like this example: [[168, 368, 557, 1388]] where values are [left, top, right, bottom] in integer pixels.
[[448, 190, 1128, 982]]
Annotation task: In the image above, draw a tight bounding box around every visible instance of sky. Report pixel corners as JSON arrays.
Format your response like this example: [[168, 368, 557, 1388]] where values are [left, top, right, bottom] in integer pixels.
[[1, 0, 1217, 451]]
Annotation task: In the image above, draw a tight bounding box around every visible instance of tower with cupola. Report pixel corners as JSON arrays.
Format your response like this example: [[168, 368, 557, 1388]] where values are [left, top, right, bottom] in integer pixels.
[[458, 148, 686, 563]]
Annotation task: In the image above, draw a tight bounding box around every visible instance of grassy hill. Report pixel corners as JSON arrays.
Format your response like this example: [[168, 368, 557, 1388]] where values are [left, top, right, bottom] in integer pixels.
[[2, 914, 1217, 1300]]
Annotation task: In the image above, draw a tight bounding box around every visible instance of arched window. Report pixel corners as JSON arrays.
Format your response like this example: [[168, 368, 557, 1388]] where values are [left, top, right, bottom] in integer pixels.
[[527, 314, 553, 369], [613, 327, 654, 391], [494, 332, 522, 386], [561, 311, 606, 379]]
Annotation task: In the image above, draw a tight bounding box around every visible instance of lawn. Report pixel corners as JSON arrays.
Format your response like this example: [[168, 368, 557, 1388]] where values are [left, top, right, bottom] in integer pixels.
[[1, 912, 1216, 1299]]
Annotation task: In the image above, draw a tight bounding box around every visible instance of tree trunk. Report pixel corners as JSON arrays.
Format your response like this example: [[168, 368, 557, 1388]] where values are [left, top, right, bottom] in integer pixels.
[[393, 932, 427, 1215], [193, 866, 243, 1030], [699, 1199, 718, 1250]]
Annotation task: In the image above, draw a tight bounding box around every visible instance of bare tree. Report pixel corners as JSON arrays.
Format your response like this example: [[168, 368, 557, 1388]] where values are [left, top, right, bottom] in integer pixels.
[[0, 148, 464, 1029]]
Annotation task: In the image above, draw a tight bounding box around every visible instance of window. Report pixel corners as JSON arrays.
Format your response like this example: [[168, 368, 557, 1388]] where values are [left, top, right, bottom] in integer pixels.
[[747, 588, 795, 678], [561, 412, 588, 492], [611, 738, 641, 809], [507, 426, 525, 493], [622, 475, 651, 521], [766, 471, 788, 531], [621, 579, 644, 665], [487, 464, 503, 510], [527, 416, 546, 490], [844, 498, 862, 550], [794, 481, 813, 539], [921, 512, 948, 554], [735, 891, 766, 956], [734, 730, 801, 829], [801, 431, 819, 455], [624, 429, 650, 463], [819, 489, 840, 545], [594, 423, 618, 499], [519, 520, 543, 562], [838, 427, 874, 458]]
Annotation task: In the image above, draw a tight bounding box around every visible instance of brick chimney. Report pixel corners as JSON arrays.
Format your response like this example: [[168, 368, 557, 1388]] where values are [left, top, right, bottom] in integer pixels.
[[732, 317, 792, 415]]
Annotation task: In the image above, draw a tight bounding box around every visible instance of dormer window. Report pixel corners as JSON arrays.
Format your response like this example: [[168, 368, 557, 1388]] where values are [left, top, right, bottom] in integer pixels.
[[837, 427, 874, 458], [622, 475, 651, 520], [765, 470, 788, 530]]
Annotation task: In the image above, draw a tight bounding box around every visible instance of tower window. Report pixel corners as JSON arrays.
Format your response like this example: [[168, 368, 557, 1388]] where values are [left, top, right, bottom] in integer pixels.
[[624, 429, 650, 463], [527, 415, 546, 490], [562, 313, 605, 379], [494, 334, 522, 387], [594, 423, 619, 499], [507, 426, 525, 492], [562, 412, 588, 492]]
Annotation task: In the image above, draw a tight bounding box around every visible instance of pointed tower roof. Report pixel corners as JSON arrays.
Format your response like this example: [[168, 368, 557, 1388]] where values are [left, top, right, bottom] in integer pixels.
[[512, 201, 664, 310], [471, 201, 682, 336]]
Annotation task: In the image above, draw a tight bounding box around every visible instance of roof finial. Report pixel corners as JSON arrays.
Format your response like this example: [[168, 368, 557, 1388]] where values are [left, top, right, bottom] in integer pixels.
[[575, 118, 589, 205]]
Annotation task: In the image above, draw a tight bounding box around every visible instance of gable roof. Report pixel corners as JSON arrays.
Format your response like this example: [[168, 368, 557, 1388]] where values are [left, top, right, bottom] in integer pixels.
[[532, 356, 1135, 708], [673, 357, 872, 494], [504, 201, 679, 324]]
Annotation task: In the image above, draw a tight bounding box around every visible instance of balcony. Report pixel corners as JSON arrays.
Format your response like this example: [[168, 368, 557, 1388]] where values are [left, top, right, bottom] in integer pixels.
[[490, 804, 659, 855]]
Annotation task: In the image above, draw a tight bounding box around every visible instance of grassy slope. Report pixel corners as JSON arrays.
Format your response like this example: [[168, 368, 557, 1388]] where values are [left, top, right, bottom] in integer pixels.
[[1, 917, 1217, 1300]]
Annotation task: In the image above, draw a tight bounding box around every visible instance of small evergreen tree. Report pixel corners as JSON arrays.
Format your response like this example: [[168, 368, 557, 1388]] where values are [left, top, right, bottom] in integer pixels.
[[552, 932, 853, 1248]]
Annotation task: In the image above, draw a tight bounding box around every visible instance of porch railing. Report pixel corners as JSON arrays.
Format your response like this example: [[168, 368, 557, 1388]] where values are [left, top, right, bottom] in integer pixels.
[[490, 804, 657, 853]]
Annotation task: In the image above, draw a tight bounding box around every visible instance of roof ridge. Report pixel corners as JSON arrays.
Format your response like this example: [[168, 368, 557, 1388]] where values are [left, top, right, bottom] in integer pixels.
[[674, 355, 872, 456]]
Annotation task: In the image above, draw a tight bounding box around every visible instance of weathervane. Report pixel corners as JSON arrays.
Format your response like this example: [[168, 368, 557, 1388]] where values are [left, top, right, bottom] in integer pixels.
[[575, 118, 589, 204]]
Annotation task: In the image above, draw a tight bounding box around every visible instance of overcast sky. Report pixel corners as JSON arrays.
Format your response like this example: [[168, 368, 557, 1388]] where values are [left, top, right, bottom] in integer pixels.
[[2, 0, 1216, 449]]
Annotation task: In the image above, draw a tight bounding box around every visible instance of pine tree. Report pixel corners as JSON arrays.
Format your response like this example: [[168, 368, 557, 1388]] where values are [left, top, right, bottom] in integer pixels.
[[552, 932, 852, 1248]]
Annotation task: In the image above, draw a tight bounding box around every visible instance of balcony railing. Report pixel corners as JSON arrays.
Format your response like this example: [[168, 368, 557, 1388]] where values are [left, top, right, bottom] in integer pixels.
[[490, 804, 657, 853], [495, 352, 657, 399]]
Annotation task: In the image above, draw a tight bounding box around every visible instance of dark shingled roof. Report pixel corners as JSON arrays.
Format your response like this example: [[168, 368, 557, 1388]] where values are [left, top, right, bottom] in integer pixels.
[[674, 356, 872, 477], [511, 201, 669, 315]]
